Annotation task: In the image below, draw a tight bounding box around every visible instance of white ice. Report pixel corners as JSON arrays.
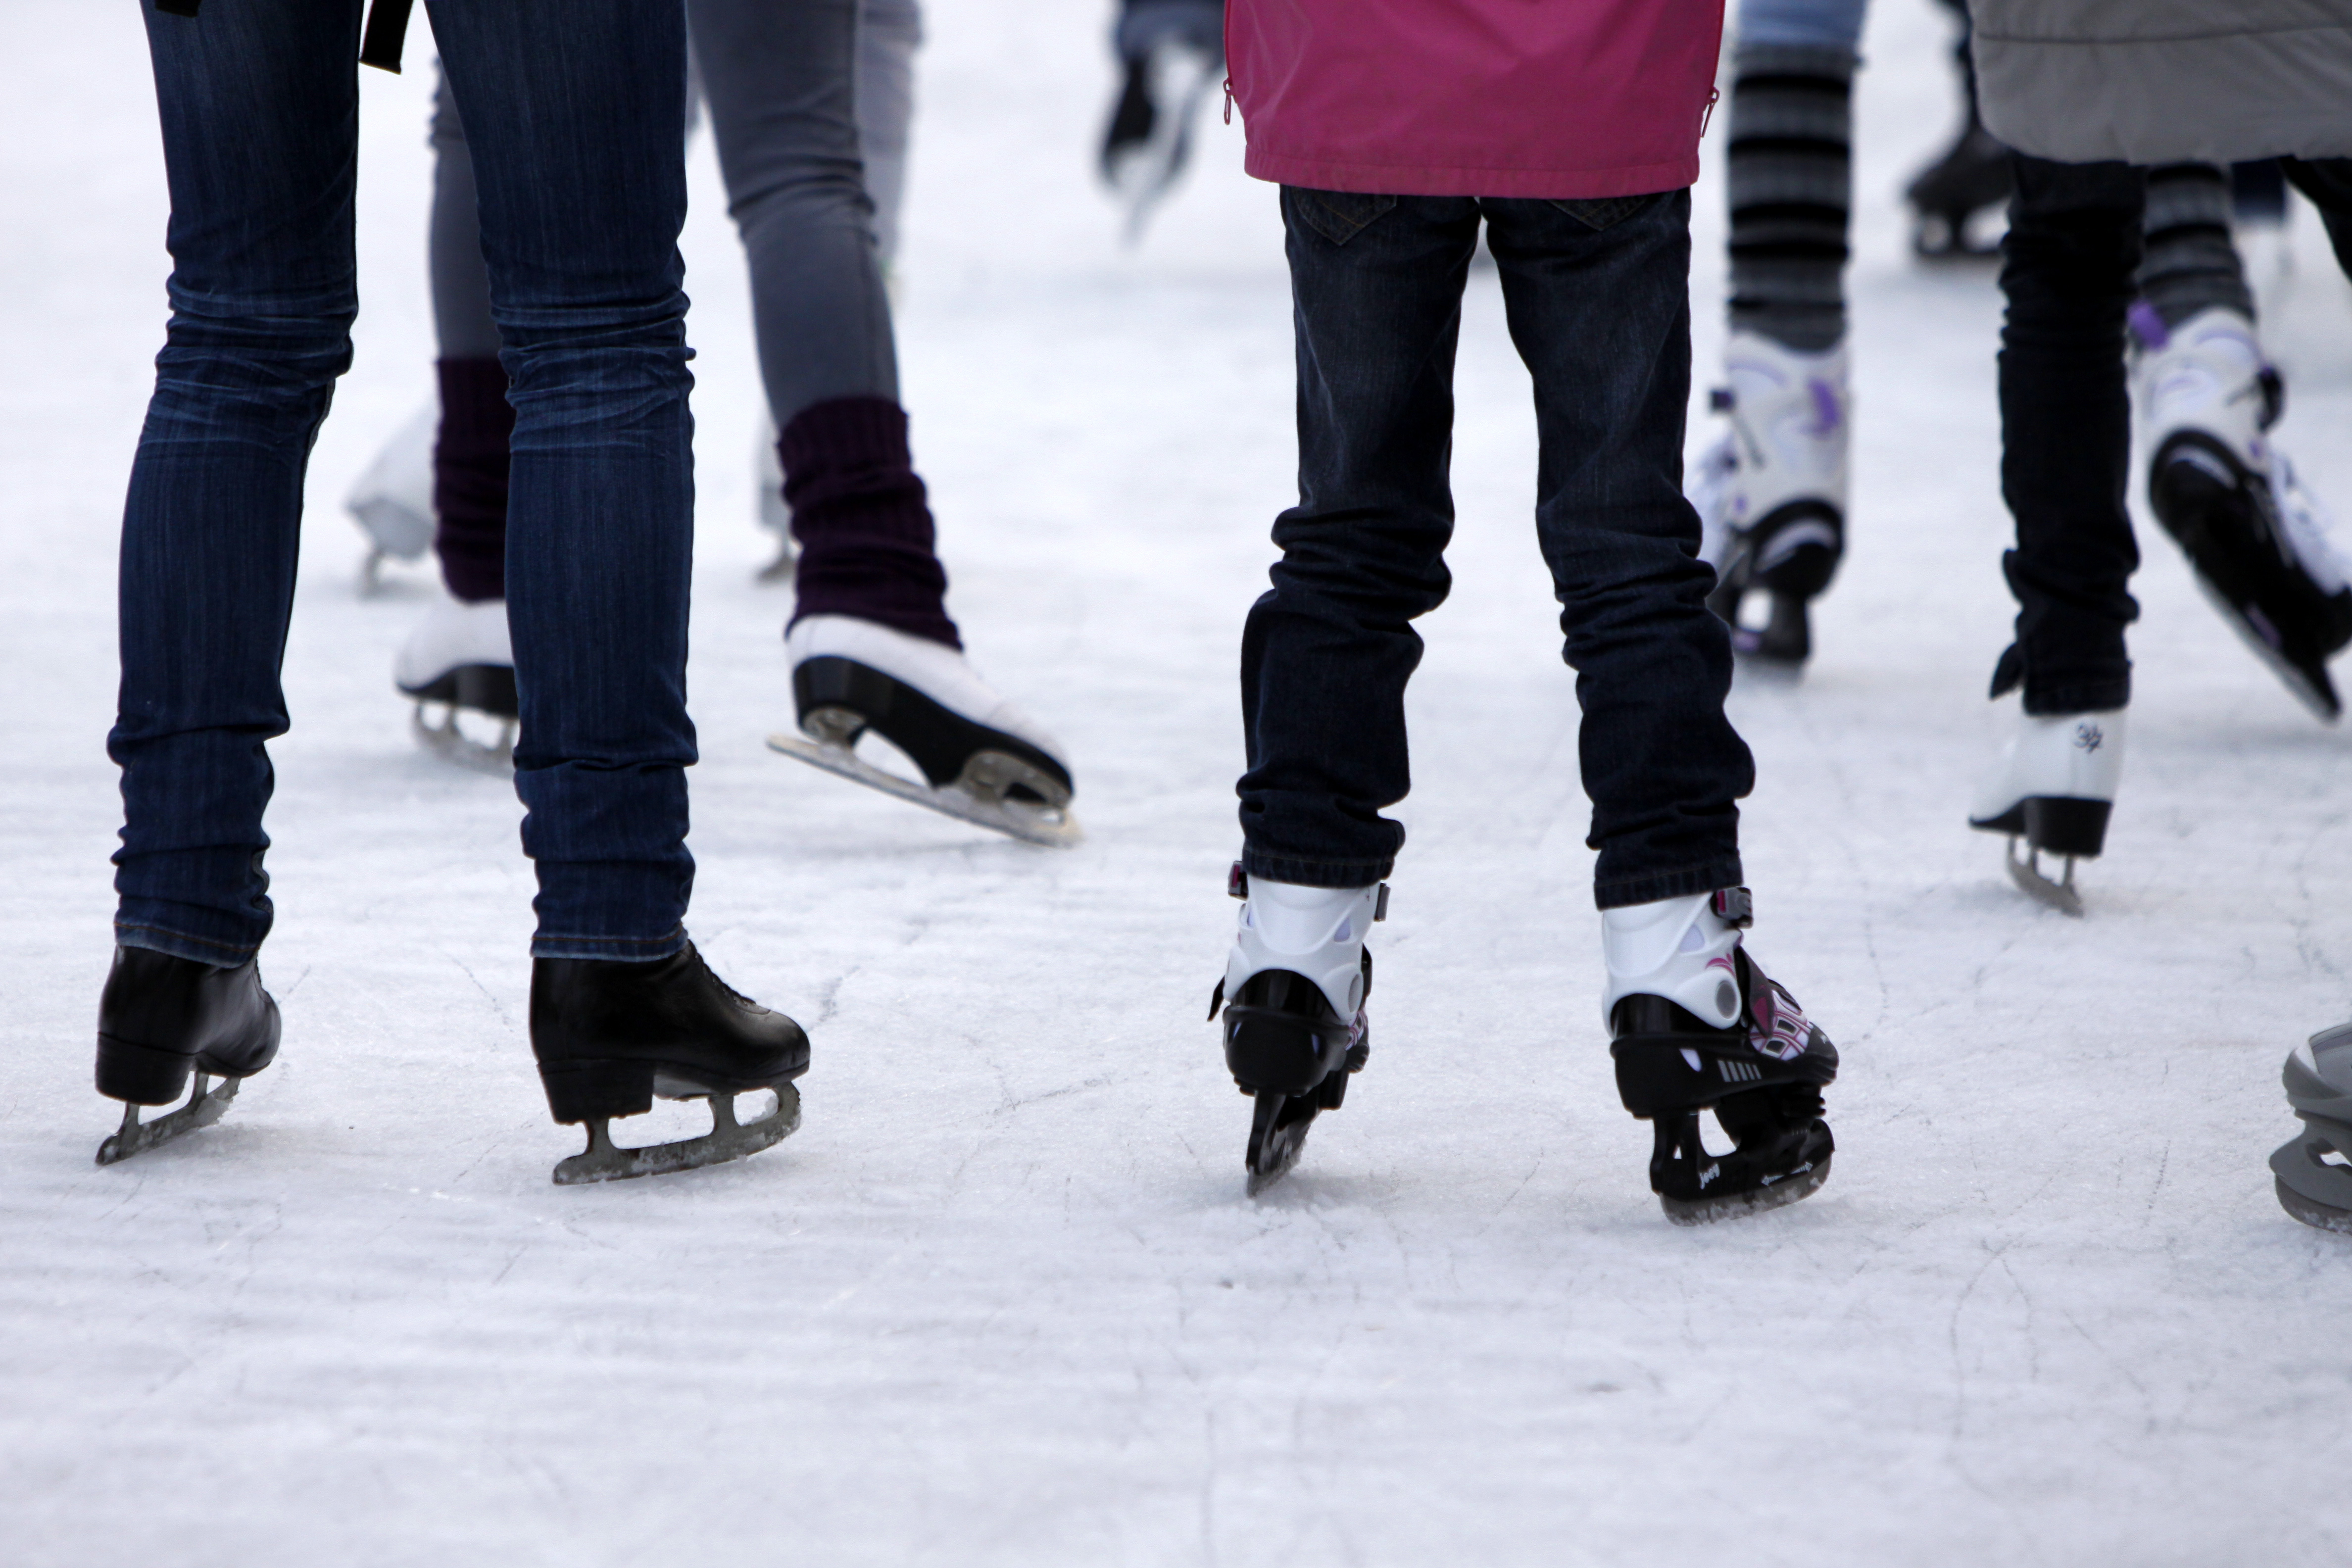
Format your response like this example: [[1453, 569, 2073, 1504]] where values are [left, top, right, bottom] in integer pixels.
[[6, 3, 2352, 1563]]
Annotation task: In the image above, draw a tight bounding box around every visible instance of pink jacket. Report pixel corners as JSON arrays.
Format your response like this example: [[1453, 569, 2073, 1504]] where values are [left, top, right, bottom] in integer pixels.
[[1227, 0, 1726, 200]]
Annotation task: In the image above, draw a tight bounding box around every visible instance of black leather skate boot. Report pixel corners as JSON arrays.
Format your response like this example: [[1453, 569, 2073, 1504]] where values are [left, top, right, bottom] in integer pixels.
[[530, 942, 809, 1184], [94, 945, 282, 1165]]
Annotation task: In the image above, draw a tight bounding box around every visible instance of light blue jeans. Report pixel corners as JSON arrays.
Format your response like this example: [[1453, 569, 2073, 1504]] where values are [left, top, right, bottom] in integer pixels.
[[1738, 0, 1866, 51]]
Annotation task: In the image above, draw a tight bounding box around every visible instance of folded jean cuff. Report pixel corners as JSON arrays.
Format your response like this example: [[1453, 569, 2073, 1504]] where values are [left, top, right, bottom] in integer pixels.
[[529, 925, 690, 963], [2023, 677, 2131, 718], [114, 921, 262, 967], [1239, 849, 1395, 890], [1593, 858, 1746, 912]]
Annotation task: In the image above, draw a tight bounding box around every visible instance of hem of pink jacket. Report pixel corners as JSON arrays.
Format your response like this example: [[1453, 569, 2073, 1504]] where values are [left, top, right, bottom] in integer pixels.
[[1242, 148, 1699, 201]]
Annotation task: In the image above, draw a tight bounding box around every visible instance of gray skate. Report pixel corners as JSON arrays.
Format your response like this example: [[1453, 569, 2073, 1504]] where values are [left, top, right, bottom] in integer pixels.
[[2272, 1022, 2352, 1232], [553, 1082, 802, 1185], [96, 1075, 240, 1166]]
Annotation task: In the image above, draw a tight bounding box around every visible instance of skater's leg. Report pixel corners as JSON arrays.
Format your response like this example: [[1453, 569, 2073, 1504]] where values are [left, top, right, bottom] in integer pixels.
[[111, 0, 363, 964], [855, 0, 922, 271], [1995, 156, 2144, 717], [691, 0, 957, 648], [2136, 165, 2254, 330], [1697, 0, 1862, 662], [426, 68, 510, 606], [1237, 189, 1479, 887], [427, 0, 698, 960], [1485, 191, 1753, 908]]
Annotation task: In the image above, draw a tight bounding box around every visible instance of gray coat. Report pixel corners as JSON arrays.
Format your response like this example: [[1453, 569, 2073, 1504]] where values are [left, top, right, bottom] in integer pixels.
[[1969, 0, 2352, 165]]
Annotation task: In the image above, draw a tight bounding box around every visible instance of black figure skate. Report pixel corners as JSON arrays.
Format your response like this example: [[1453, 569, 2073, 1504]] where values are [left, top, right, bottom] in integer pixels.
[[94, 946, 282, 1165], [532, 943, 809, 1184]]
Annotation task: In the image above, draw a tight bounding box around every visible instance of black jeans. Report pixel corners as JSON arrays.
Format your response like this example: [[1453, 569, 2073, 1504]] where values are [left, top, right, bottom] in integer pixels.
[[1238, 188, 1752, 910], [1994, 156, 2147, 715]]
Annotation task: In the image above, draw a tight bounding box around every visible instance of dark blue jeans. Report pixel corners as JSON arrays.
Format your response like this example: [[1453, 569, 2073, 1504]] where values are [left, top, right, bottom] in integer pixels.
[[113, 0, 698, 965], [1240, 188, 1752, 910]]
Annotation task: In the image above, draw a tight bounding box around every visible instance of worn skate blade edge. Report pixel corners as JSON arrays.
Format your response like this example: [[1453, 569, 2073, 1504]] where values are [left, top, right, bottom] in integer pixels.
[[552, 1084, 801, 1185], [96, 1076, 240, 1166], [2004, 841, 2084, 917], [1244, 1092, 1315, 1197], [412, 703, 515, 775], [767, 734, 1081, 848], [1660, 1153, 1831, 1226]]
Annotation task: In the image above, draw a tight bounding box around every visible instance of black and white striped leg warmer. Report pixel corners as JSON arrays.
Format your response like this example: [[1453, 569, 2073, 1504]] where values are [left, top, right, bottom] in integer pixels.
[[1727, 43, 1856, 354], [2139, 163, 2255, 330]]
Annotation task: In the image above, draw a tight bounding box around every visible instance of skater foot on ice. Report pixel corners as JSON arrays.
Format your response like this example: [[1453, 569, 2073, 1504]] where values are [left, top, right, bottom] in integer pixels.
[[1208, 868, 1383, 1195], [1099, 6, 1223, 244], [2272, 1021, 2352, 1233], [532, 942, 809, 1185], [343, 402, 437, 593], [394, 596, 517, 772], [1604, 889, 1838, 1224], [2131, 305, 2352, 721], [1967, 693, 2124, 917], [771, 615, 1079, 847], [94, 946, 282, 1165], [1697, 333, 1849, 669]]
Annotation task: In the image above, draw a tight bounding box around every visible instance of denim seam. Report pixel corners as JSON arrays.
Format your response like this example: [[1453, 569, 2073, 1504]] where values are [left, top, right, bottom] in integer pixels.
[[1240, 849, 1396, 889]]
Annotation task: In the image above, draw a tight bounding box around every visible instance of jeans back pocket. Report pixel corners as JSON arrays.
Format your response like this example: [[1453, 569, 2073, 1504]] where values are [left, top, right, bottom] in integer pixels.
[[1547, 193, 1660, 232], [1289, 188, 1400, 246]]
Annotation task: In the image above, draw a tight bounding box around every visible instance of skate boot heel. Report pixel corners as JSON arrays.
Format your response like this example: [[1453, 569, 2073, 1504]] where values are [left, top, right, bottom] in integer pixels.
[[2022, 796, 2111, 859], [536, 1057, 657, 1126], [95, 1033, 194, 1106]]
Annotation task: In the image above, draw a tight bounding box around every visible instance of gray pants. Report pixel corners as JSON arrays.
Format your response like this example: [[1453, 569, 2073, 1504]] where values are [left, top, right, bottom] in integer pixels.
[[432, 0, 919, 425]]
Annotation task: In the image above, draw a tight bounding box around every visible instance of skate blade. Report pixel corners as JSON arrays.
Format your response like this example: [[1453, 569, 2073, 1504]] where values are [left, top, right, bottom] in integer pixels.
[[2187, 576, 2342, 723], [2004, 837, 2085, 917], [1243, 1093, 1315, 1197], [1659, 1151, 1831, 1225], [2274, 1175, 2352, 1235], [767, 734, 1081, 848], [96, 1075, 239, 1166], [552, 1083, 802, 1185], [412, 702, 516, 775]]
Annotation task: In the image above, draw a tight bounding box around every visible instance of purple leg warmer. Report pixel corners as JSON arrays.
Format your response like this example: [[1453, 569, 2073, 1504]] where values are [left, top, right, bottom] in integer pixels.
[[434, 356, 513, 604], [782, 395, 961, 649]]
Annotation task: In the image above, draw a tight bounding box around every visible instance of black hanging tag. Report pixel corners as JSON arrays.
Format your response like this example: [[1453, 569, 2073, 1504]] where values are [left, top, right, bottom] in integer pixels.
[[156, 0, 202, 15], [359, 0, 415, 74]]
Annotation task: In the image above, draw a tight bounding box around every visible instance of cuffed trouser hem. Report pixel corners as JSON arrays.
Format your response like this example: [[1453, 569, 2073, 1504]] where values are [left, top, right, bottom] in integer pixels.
[[114, 922, 262, 967], [2024, 679, 2130, 718], [1239, 849, 1394, 890], [1593, 858, 1746, 912], [529, 924, 690, 963]]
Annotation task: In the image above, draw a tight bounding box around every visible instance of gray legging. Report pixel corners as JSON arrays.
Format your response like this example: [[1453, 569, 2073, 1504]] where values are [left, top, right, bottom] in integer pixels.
[[432, 0, 918, 424]]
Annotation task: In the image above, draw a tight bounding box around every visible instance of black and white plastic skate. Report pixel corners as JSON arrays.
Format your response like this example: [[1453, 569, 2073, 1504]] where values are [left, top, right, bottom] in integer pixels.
[[531, 944, 808, 1184], [1209, 866, 1384, 1195], [1607, 893, 1838, 1224], [94, 945, 282, 1165]]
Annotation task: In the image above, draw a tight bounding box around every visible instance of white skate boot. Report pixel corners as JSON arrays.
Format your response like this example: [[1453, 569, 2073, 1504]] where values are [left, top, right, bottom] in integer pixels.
[[1967, 705, 2126, 915], [343, 403, 437, 592], [768, 615, 1078, 846], [1603, 888, 1837, 1224], [2133, 306, 2352, 719], [394, 597, 516, 772], [1695, 332, 1850, 667], [1208, 869, 1385, 1194]]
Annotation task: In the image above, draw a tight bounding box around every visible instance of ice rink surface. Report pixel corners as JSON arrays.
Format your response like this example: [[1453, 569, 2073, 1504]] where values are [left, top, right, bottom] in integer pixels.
[[8, 3, 2352, 1563]]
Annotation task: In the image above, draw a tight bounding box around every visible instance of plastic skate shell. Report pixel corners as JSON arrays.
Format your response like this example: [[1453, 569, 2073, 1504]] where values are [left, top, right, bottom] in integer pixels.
[[2272, 1023, 2352, 1233]]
